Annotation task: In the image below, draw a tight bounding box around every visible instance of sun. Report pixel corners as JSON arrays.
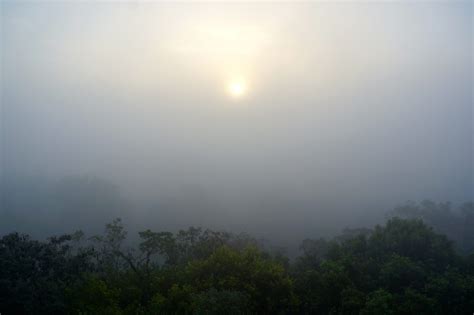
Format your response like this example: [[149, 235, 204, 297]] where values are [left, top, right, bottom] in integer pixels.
[[228, 80, 247, 98]]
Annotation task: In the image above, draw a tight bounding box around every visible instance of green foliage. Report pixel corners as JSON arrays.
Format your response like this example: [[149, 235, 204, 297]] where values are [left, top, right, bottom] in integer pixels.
[[390, 200, 474, 254], [293, 217, 472, 314], [0, 232, 95, 314], [66, 275, 122, 315], [379, 254, 425, 292], [184, 246, 297, 313], [369, 217, 455, 269], [360, 289, 395, 315], [339, 286, 366, 314], [191, 288, 250, 314], [395, 288, 437, 315], [1, 215, 473, 314]]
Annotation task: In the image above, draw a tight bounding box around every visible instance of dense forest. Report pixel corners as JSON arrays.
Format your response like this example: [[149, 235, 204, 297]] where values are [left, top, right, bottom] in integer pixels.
[[1, 202, 473, 314]]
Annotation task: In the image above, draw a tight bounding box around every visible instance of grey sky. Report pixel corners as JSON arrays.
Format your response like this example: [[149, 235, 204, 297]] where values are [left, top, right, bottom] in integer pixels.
[[1, 1, 472, 241]]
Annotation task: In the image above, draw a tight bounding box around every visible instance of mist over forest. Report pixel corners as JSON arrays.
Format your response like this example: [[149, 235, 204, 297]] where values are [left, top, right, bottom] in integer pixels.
[[0, 1, 473, 314], [2, 1, 472, 243]]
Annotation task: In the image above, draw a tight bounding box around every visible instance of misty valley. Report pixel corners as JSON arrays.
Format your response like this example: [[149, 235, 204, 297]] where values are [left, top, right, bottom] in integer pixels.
[[1, 175, 473, 314], [1, 1, 473, 314], [1, 206, 474, 314]]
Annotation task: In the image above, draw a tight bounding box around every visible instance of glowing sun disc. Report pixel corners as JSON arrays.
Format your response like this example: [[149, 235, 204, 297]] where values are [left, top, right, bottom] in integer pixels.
[[228, 81, 247, 98]]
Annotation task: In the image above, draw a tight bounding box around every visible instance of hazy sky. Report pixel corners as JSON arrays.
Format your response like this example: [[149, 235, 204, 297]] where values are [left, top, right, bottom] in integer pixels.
[[1, 2, 472, 239]]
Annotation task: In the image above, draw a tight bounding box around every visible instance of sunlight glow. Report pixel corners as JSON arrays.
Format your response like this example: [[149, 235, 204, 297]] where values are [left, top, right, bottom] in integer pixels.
[[228, 80, 247, 98]]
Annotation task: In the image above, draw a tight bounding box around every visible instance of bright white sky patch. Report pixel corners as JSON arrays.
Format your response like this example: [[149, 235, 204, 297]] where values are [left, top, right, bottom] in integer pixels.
[[228, 80, 247, 98]]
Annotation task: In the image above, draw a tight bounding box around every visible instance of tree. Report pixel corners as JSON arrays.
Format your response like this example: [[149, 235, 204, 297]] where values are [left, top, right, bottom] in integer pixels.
[[360, 289, 395, 315], [389, 200, 474, 254], [65, 275, 122, 315], [369, 217, 455, 270], [0, 232, 94, 314], [294, 217, 469, 314], [191, 288, 250, 315], [184, 246, 297, 314], [3, 216, 474, 314], [378, 254, 425, 293]]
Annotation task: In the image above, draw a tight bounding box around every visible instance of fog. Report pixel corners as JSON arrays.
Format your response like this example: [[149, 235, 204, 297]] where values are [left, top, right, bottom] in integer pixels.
[[1, 2, 472, 250]]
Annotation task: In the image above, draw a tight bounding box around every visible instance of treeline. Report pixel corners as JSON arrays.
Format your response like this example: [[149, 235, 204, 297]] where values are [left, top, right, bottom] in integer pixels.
[[389, 200, 474, 254], [1, 217, 474, 314]]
